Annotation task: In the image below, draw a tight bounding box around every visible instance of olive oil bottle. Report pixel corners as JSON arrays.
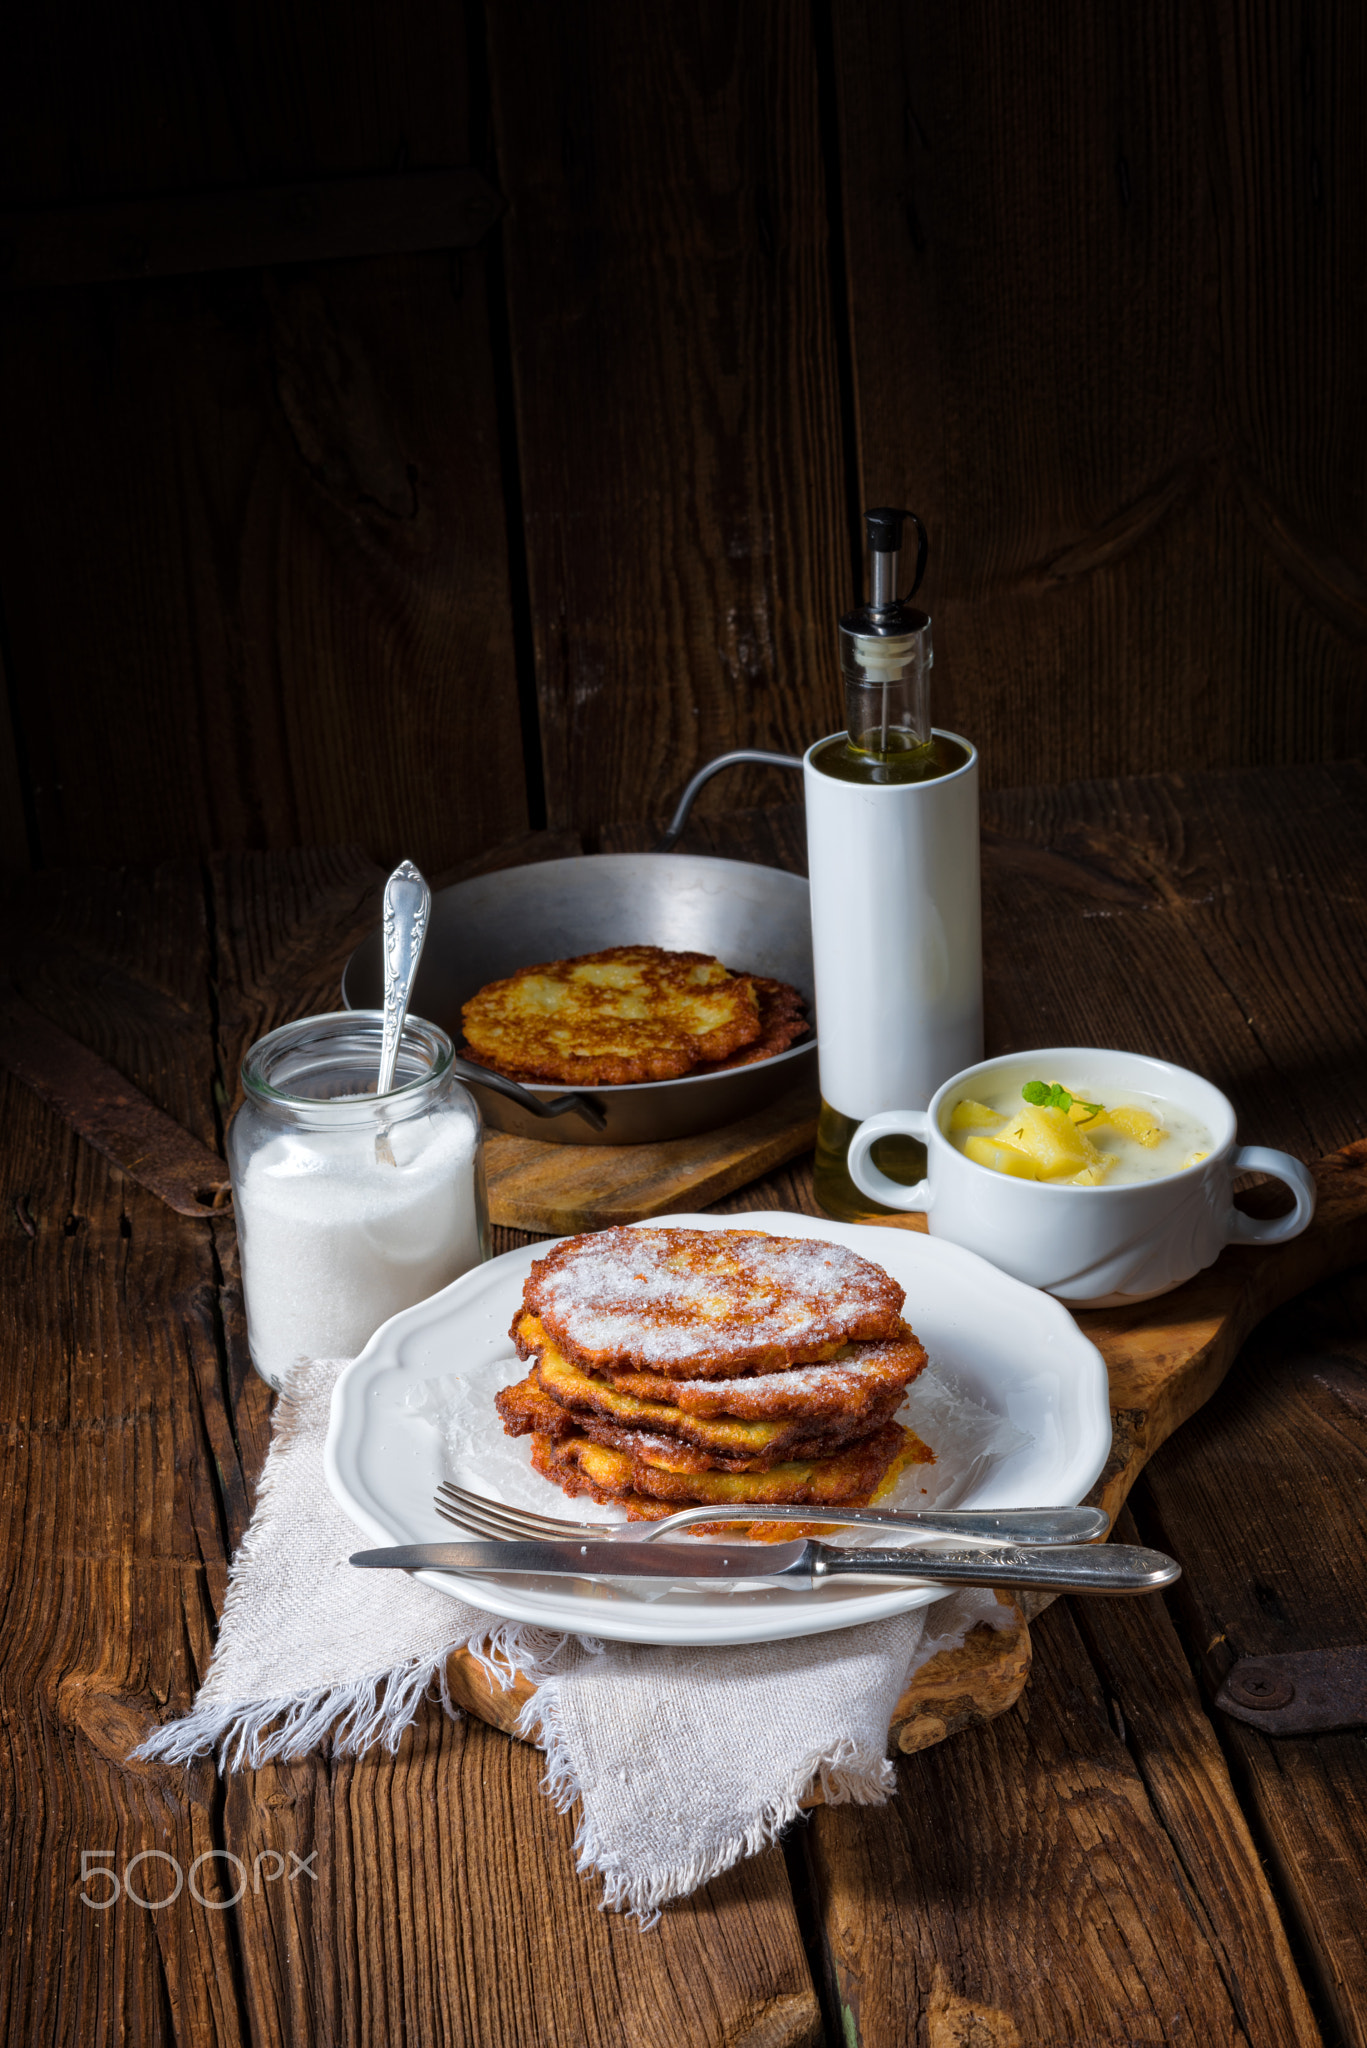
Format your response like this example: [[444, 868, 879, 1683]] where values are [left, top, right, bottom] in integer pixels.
[[805, 508, 983, 1221]]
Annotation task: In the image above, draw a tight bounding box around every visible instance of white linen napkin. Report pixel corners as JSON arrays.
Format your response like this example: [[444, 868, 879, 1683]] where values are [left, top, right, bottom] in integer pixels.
[[135, 1356, 1014, 1920]]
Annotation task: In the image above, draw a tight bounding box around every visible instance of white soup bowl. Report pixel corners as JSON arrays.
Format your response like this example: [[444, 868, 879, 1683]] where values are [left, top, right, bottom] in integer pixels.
[[847, 1046, 1316, 1307]]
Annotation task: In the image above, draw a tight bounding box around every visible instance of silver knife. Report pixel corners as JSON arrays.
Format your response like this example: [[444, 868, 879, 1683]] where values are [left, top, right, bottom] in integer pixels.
[[349, 1537, 1179, 1596]]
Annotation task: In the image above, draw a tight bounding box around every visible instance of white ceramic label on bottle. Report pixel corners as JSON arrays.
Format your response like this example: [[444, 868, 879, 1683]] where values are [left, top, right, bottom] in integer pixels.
[[804, 731, 983, 1122]]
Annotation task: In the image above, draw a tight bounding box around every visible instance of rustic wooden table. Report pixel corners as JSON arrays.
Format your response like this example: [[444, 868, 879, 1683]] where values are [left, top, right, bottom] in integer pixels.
[[3, 761, 1366, 2048]]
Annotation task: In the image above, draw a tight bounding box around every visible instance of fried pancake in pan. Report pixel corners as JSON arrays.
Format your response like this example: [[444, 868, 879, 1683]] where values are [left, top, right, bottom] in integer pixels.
[[530, 1419, 930, 1509], [496, 1367, 904, 1469], [691, 976, 810, 1074], [518, 1228, 906, 1377], [461, 945, 762, 1086]]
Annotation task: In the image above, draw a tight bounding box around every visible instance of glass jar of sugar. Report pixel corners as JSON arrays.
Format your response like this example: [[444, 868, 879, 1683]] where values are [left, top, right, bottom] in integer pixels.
[[227, 1011, 489, 1390]]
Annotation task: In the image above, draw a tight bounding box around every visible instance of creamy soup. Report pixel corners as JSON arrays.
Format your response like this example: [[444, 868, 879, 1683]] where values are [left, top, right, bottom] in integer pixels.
[[943, 1078, 1213, 1188]]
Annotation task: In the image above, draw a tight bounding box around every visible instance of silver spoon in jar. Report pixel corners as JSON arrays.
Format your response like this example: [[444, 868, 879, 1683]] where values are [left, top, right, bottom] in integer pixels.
[[376, 859, 432, 1163]]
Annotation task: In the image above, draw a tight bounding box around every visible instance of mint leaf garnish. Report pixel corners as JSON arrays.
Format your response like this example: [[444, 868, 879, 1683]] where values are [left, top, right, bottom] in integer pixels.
[[1022, 1080, 1098, 1115], [1022, 1080, 1073, 1110]]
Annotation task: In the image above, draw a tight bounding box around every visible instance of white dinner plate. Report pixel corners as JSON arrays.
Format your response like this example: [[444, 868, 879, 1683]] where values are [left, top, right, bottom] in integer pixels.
[[324, 1211, 1111, 1646]]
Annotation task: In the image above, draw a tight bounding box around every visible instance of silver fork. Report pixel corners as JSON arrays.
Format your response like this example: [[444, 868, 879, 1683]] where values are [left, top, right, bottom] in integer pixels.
[[432, 1481, 1107, 1548]]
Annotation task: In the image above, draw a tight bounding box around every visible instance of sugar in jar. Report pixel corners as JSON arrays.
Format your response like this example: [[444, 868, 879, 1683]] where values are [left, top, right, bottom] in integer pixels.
[[227, 1012, 488, 1389]]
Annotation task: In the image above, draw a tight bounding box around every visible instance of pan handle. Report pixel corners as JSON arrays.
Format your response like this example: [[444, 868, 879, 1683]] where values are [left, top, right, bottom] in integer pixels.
[[451, 1055, 608, 1132], [655, 750, 803, 852]]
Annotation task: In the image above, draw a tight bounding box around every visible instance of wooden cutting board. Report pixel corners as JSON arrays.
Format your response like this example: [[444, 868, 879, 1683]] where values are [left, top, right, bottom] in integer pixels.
[[484, 1080, 819, 1234], [445, 1138, 1367, 1779]]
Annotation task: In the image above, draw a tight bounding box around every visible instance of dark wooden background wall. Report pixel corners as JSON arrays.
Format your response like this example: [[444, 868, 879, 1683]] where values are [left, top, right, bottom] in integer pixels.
[[1, 1, 1363, 877]]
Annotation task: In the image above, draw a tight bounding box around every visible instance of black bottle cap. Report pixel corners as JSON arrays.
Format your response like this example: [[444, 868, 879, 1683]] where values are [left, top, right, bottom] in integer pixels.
[[864, 507, 908, 552], [850, 507, 929, 623]]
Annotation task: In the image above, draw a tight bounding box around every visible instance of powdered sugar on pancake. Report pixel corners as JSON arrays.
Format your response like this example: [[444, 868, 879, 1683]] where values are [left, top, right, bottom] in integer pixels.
[[605, 1333, 926, 1419], [526, 1226, 906, 1376]]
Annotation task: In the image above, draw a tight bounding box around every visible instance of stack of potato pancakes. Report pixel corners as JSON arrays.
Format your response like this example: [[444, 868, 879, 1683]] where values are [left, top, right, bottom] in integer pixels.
[[495, 1227, 932, 1526]]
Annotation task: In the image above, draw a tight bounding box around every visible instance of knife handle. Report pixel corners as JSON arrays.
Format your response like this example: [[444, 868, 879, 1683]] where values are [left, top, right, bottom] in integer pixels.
[[812, 1541, 1179, 1596]]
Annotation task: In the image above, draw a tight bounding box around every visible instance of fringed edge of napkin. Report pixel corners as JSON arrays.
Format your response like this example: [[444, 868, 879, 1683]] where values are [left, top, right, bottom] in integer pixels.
[[132, 1624, 574, 1773], [127, 1350, 584, 1773], [518, 1678, 896, 1926], [132, 1650, 465, 1771]]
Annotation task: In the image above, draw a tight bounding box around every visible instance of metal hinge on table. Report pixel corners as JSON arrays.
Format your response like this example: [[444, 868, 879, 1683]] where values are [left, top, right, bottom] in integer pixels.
[[1216, 1648, 1367, 1736]]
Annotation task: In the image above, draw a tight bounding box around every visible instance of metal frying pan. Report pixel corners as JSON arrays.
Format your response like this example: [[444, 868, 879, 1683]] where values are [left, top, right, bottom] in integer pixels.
[[342, 852, 816, 1145]]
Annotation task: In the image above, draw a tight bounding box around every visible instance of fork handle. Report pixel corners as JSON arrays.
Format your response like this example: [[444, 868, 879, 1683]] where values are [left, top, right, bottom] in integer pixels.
[[641, 1504, 1109, 1546]]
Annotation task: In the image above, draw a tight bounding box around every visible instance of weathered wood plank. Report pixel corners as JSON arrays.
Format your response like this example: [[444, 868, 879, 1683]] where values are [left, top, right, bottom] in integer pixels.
[[0, 1, 532, 871], [484, 1083, 819, 1234], [1136, 1267, 1367, 2045], [597, 798, 809, 872], [208, 844, 388, 1107], [0, 862, 221, 1146], [220, 1713, 822, 2048], [0, 168, 502, 290], [0, 993, 232, 1215], [833, 1, 1367, 789], [0, 0, 480, 205], [981, 762, 1367, 1157], [803, 1598, 1280, 2048], [0, 875, 248, 2047], [1073, 1506, 1322, 2047], [488, 0, 850, 836], [0, 242, 530, 873], [0, 642, 29, 873]]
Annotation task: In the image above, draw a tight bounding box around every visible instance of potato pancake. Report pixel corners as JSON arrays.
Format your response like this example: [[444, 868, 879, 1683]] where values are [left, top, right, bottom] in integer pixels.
[[530, 1420, 930, 1509], [518, 1227, 906, 1377], [692, 975, 810, 1073], [598, 1330, 925, 1418], [495, 1363, 904, 1468], [461, 944, 762, 1086], [506, 1317, 922, 1428]]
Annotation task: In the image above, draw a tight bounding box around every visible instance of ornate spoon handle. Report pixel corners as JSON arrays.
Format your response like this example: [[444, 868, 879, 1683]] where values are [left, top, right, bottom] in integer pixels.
[[377, 860, 432, 1097]]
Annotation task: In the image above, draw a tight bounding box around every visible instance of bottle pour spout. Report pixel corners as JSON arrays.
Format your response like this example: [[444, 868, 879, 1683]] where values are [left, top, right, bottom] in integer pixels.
[[863, 508, 928, 614], [840, 506, 933, 760]]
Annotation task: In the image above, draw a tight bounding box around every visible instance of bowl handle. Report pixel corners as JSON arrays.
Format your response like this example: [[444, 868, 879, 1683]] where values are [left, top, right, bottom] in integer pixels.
[[847, 1110, 934, 1212], [1227, 1146, 1317, 1244]]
